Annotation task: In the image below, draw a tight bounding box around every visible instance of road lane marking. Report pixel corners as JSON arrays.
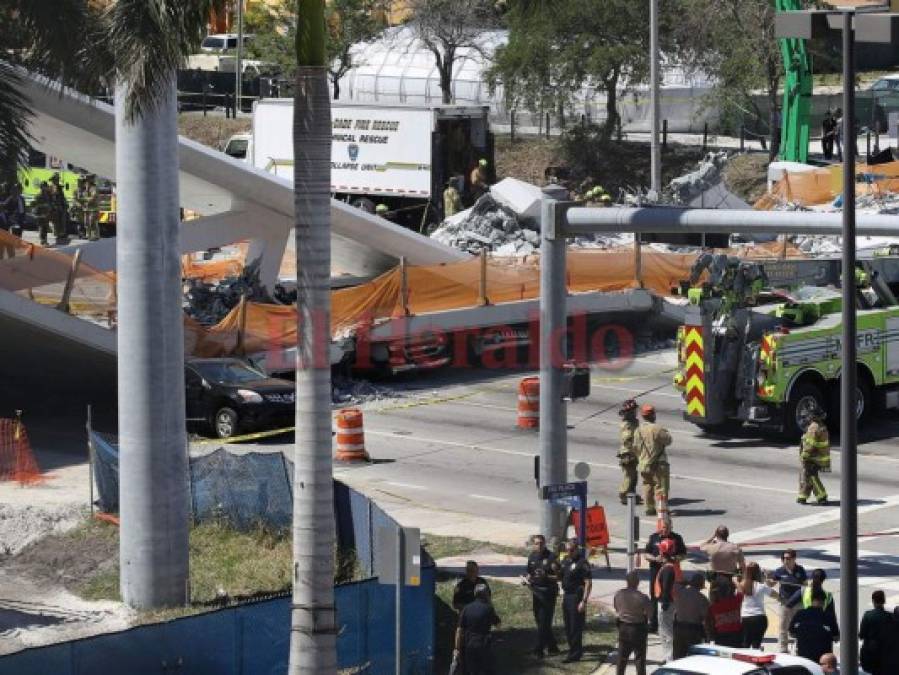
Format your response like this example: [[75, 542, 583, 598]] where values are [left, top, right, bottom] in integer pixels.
[[469, 494, 507, 503], [724, 495, 899, 545], [365, 429, 797, 496], [384, 481, 426, 490]]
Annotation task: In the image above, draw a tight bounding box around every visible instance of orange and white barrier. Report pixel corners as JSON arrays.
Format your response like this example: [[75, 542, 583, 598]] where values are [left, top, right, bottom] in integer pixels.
[[517, 377, 540, 429], [656, 493, 670, 532], [334, 408, 369, 462]]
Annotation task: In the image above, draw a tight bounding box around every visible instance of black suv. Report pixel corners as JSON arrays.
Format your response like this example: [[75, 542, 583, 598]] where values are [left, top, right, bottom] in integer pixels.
[[185, 358, 295, 439]]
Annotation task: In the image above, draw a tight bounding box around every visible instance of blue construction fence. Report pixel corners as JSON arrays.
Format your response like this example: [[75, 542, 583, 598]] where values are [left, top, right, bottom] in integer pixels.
[[0, 433, 436, 673], [0, 565, 435, 675]]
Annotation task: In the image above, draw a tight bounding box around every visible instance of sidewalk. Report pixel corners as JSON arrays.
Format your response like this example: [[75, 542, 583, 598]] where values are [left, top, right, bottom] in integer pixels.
[[436, 548, 669, 674]]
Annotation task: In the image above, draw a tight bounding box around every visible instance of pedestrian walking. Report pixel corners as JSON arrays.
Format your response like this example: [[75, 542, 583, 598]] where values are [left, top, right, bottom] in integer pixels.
[[645, 519, 686, 633], [613, 569, 651, 675], [822, 109, 837, 160], [859, 590, 891, 674], [454, 583, 500, 675], [739, 561, 778, 649], [789, 587, 839, 663], [655, 539, 681, 662], [673, 573, 709, 659], [636, 403, 672, 517], [706, 577, 743, 648], [797, 404, 831, 505], [699, 525, 745, 581], [559, 538, 592, 663], [770, 548, 808, 653], [617, 399, 641, 505], [453, 561, 491, 611], [521, 534, 560, 658]]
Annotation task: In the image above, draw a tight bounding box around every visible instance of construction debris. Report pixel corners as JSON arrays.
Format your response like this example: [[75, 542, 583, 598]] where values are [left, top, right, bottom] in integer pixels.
[[668, 151, 730, 205], [431, 193, 533, 255], [183, 257, 272, 325], [332, 376, 404, 406]]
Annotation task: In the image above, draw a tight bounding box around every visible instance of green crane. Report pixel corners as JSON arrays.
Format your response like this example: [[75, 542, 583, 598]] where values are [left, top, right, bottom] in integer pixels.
[[776, 0, 813, 163]]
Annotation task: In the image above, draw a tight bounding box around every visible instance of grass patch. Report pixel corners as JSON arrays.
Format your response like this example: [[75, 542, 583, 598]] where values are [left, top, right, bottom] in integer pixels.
[[724, 152, 771, 204], [422, 534, 528, 561], [426, 534, 616, 673]]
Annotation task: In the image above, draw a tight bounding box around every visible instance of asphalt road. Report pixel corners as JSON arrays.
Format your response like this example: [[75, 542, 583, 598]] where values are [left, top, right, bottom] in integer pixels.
[[301, 349, 899, 625]]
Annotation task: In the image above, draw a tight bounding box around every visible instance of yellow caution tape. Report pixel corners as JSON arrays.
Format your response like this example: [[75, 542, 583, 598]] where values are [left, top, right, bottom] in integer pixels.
[[192, 426, 295, 445]]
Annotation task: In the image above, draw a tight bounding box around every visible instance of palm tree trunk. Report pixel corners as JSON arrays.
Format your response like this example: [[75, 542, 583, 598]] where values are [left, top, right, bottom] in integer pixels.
[[116, 72, 190, 609], [290, 0, 336, 671]]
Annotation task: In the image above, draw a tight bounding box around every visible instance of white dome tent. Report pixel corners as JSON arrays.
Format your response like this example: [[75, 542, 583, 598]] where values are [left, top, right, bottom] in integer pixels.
[[335, 26, 716, 134]]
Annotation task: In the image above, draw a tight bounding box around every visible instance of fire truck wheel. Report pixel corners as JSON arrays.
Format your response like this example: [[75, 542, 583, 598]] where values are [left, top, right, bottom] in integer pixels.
[[786, 382, 826, 439]]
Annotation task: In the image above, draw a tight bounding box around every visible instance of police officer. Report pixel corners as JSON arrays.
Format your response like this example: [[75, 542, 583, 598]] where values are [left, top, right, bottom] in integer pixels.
[[613, 569, 651, 675], [33, 181, 52, 246], [84, 174, 100, 241], [453, 560, 491, 611], [560, 538, 592, 663], [454, 583, 500, 675], [617, 399, 641, 505], [798, 405, 830, 505], [521, 533, 560, 658], [637, 403, 672, 516]]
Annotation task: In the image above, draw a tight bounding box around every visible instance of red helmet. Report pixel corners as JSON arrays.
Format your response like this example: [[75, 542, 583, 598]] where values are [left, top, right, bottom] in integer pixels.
[[659, 538, 677, 557], [640, 403, 656, 418]]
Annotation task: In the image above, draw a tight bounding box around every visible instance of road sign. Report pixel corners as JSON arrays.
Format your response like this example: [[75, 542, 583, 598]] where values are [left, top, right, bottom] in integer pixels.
[[541, 481, 586, 500], [570, 505, 610, 547], [573, 462, 591, 480]]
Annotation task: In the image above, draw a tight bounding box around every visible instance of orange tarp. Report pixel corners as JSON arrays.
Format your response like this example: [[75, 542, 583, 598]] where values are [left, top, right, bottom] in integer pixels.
[[757, 160, 899, 209]]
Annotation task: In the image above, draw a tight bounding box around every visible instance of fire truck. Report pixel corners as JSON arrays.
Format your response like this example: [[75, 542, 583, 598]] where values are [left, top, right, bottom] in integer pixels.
[[673, 250, 899, 437]]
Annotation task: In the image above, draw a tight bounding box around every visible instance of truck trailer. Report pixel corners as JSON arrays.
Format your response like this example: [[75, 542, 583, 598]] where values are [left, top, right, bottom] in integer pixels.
[[225, 99, 494, 229]]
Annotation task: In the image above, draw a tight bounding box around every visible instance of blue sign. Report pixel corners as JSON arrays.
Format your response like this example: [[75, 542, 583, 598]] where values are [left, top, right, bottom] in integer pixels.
[[541, 481, 589, 547]]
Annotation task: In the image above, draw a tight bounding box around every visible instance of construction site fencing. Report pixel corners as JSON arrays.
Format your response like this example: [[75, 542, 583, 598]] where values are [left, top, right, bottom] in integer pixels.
[[757, 159, 899, 209], [0, 567, 436, 675], [0, 417, 43, 485]]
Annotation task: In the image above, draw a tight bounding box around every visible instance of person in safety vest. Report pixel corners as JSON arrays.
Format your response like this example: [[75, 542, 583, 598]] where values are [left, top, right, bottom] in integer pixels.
[[617, 399, 641, 505], [655, 538, 682, 663], [637, 403, 672, 516], [798, 404, 831, 505]]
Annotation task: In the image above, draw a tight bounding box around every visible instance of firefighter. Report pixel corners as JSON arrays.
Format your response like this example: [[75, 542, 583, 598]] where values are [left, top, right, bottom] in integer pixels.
[[443, 179, 462, 218], [84, 174, 100, 241], [33, 181, 52, 246], [71, 176, 86, 239], [470, 158, 489, 202], [375, 203, 390, 220], [637, 404, 672, 517], [617, 399, 641, 505], [48, 172, 68, 244], [797, 405, 830, 505]]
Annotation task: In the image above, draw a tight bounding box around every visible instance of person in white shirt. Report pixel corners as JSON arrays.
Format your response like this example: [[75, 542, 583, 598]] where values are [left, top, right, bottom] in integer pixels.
[[739, 561, 778, 649]]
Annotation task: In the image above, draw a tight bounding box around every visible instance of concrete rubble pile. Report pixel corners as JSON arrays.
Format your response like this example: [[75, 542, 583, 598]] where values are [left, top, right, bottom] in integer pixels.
[[183, 257, 271, 326], [668, 151, 730, 205], [331, 375, 404, 406], [430, 177, 632, 255]]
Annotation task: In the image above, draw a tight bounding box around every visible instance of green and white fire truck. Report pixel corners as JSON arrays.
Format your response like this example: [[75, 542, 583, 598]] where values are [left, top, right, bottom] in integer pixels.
[[673, 251, 899, 437]]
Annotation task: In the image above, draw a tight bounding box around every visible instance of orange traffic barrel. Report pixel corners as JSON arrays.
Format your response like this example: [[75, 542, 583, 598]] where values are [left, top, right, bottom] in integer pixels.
[[517, 377, 540, 429], [334, 408, 369, 462]]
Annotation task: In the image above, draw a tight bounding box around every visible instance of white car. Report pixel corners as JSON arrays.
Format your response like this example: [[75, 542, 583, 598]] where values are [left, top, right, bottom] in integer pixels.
[[200, 33, 254, 53], [654, 645, 825, 675]]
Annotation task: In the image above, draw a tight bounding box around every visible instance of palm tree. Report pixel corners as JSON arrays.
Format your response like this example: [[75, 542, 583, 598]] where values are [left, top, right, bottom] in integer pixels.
[[290, 0, 337, 671], [105, 0, 219, 609]]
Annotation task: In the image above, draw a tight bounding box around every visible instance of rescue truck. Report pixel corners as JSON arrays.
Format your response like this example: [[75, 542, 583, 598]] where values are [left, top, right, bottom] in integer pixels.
[[673, 250, 899, 437]]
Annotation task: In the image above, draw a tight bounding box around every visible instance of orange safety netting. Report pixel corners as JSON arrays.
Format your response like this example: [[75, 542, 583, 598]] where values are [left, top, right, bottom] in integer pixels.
[[756, 160, 899, 209], [0, 417, 44, 485], [0, 229, 117, 322]]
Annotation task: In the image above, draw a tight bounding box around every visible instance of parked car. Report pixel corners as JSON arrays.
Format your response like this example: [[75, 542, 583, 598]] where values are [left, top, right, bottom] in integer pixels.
[[654, 645, 825, 675], [185, 358, 295, 439]]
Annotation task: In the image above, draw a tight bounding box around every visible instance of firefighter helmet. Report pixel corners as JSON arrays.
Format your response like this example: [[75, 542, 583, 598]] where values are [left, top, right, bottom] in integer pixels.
[[640, 403, 656, 419], [619, 399, 638, 417]]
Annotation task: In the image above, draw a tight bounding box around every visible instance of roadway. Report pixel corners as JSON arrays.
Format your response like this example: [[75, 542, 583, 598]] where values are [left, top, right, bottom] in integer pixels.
[[302, 349, 899, 622]]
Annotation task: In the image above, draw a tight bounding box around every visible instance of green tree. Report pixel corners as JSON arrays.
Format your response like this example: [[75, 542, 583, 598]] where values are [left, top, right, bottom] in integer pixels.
[[326, 0, 388, 99], [408, 0, 502, 105], [290, 0, 337, 671], [489, 0, 652, 141]]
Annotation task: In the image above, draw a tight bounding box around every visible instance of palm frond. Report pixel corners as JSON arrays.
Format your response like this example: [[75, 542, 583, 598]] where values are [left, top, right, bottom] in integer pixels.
[[0, 61, 32, 169], [105, 0, 224, 120]]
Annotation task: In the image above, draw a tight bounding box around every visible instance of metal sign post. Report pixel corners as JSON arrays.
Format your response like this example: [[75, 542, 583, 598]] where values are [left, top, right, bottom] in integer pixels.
[[626, 493, 638, 573], [542, 481, 588, 547]]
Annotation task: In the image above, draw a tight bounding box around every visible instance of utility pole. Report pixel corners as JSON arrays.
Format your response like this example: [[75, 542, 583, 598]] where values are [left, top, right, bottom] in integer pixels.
[[839, 11, 858, 675], [235, 0, 244, 115], [650, 0, 661, 196], [539, 188, 568, 541]]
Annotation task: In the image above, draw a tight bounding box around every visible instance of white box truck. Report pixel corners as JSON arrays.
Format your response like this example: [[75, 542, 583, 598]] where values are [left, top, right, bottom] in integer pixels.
[[225, 99, 494, 228]]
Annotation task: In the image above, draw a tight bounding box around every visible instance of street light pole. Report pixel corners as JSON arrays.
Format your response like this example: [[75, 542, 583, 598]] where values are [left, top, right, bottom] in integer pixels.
[[839, 11, 859, 675], [650, 0, 661, 196], [235, 0, 244, 115]]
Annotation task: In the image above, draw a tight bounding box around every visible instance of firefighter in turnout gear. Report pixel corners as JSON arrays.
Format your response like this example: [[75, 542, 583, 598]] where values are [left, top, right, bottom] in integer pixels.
[[797, 405, 830, 505], [637, 404, 672, 516], [33, 182, 52, 246], [84, 174, 100, 241], [618, 399, 641, 505]]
